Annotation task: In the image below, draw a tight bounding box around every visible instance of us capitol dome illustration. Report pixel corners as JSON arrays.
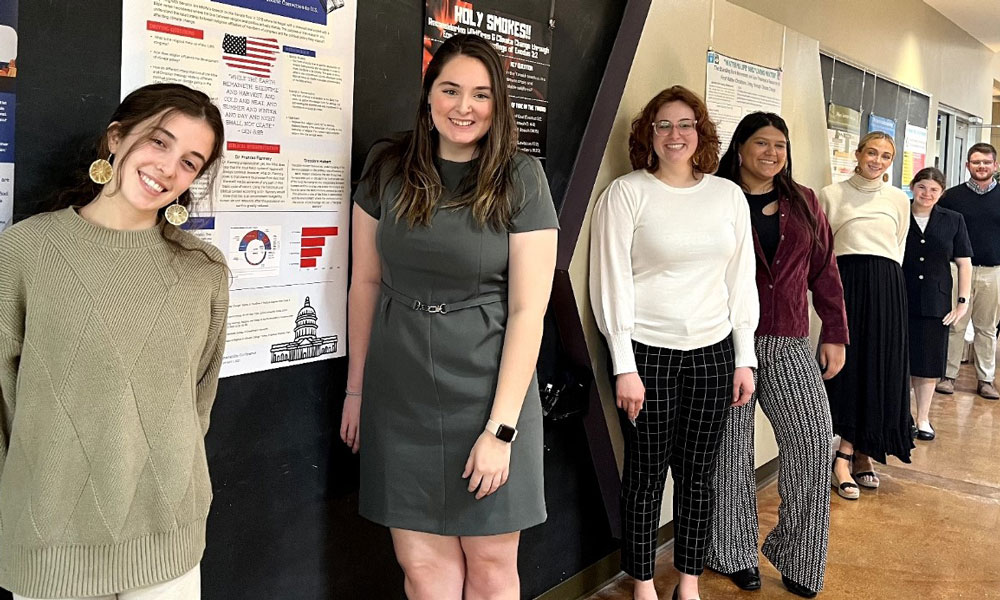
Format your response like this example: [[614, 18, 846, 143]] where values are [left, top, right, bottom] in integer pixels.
[[269, 297, 338, 363]]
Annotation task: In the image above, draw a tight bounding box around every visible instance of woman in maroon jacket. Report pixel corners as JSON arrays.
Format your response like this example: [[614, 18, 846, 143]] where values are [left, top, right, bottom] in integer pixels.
[[705, 113, 848, 599]]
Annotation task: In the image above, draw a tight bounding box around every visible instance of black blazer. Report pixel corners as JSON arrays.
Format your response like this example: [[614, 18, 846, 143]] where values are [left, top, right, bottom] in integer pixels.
[[902, 205, 973, 317]]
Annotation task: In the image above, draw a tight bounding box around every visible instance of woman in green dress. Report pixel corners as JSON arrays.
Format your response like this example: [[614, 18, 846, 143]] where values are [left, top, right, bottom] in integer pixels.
[[339, 34, 558, 599]]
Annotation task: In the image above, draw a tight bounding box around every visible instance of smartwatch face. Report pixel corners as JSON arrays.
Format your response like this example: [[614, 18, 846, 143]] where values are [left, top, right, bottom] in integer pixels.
[[496, 424, 517, 443]]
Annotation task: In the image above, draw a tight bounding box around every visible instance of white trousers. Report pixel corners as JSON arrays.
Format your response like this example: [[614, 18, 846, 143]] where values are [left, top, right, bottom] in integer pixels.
[[13, 565, 200, 600]]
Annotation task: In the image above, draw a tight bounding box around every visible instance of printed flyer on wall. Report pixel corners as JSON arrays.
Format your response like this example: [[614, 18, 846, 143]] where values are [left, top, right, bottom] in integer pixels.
[[0, 0, 16, 231], [827, 104, 861, 183], [705, 51, 782, 151], [901, 123, 927, 196], [424, 0, 552, 160], [121, 0, 356, 377]]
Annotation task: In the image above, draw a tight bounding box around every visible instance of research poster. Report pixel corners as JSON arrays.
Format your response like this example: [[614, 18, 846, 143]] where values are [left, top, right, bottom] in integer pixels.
[[901, 123, 927, 196], [705, 51, 782, 151], [827, 104, 861, 183], [121, 0, 356, 377], [424, 0, 551, 160], [0, 0, 16, 231]]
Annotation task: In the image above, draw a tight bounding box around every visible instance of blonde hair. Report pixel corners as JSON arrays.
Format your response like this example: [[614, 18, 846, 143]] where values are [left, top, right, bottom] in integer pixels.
[[855, 131, 896, 182], [856, 131, 896, 155]]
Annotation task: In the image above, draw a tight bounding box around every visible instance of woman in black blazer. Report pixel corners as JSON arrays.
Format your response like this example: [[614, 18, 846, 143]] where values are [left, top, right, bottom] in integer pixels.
[[903, 167, 972, 441]]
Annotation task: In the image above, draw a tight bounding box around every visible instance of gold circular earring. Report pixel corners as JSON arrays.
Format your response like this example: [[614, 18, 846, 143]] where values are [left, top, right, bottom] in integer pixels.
[[164, 201, 189, 226], [89, 154, 114, 185]]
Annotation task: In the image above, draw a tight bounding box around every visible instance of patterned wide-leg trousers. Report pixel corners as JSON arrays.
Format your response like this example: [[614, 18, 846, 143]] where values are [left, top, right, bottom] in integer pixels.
[[620, 337, 734, 580], [706, 336, 833, 593]]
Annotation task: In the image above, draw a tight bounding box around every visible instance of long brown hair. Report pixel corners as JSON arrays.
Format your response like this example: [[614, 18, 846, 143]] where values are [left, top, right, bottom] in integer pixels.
[[55, 83, 225, 217], [362, 34, 519, 230], [628, 86, 720, 174], [54, 83, 226, 264], [718, 112, 819, 245]]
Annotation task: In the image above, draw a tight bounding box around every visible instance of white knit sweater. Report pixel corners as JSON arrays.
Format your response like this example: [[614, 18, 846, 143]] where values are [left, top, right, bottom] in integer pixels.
[[590, 170, 759, 374]]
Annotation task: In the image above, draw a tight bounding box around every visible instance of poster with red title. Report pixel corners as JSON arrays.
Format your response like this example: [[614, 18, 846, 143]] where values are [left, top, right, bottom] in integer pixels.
[[424, 0, 551, 161], [121, 0, 356, 377]]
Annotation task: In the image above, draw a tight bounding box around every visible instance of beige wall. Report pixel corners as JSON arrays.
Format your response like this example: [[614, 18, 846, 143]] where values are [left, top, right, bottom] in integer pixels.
[[569, 0, 834, 527], [731, 0, 1000, 142], [992, 102, 1000, 150]]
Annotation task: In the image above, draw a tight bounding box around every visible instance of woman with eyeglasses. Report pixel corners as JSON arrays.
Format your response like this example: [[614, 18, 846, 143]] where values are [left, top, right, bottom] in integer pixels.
[[590, 85, 758, 600], [706, 112, 847, 599]]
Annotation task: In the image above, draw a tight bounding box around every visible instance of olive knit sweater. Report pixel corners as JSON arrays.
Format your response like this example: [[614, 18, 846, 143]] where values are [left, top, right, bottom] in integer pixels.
[[0, 208, 228, 597]]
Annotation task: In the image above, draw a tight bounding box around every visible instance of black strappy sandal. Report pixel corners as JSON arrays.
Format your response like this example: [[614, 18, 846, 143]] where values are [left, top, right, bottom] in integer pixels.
[[831, 450, 860, 500], [853, 463, 880, 489]]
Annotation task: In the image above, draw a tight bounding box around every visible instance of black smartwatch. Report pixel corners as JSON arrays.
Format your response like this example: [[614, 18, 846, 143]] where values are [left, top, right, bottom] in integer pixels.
[[486, 419, 518, 443], [958, 297, 968, 304]]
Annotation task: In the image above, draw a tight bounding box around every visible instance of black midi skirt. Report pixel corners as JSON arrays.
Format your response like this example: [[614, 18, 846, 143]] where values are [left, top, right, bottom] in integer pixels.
[[908, 315, 948, 378], [825, 255, 914, 463]]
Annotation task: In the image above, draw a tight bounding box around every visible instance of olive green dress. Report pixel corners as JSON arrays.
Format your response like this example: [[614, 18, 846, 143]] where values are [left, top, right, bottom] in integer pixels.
[[355, 148, 557, 535]]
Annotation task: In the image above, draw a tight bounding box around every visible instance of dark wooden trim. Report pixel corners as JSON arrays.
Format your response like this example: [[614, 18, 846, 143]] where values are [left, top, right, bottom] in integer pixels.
[[555, 0, 652, 269], [548, 0, 654, 541]]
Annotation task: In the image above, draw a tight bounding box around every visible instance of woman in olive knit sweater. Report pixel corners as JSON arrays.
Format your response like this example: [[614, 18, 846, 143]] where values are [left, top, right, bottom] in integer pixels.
[[0, 84, 228, 599]]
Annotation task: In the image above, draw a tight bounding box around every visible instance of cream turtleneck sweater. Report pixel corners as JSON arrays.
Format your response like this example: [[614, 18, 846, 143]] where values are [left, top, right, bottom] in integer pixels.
[[818, 173, 910, 264]]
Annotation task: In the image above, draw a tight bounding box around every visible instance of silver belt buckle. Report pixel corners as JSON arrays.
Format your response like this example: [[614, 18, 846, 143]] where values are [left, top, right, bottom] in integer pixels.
[[413, 301, 448, 314]]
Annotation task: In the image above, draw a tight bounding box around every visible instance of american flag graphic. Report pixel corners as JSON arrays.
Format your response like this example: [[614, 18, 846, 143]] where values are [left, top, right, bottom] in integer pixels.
[[221, 33, 278, 78]]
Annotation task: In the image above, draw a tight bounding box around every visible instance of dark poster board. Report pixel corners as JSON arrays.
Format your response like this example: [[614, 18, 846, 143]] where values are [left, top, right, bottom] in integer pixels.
[[820, 52, 930, 187], [7, 1, 626, 598]]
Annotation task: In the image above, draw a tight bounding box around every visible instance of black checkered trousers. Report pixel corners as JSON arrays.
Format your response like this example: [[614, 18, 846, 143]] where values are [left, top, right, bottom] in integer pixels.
[[620, 337, 735, 580]]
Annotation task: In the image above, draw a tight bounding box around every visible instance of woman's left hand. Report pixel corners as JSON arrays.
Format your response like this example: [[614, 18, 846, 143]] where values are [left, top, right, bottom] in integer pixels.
[[463, 432, 512, 500], [942, 302, 969, 327], [817, 343, 846, 380], [732, 366, 755, 407]]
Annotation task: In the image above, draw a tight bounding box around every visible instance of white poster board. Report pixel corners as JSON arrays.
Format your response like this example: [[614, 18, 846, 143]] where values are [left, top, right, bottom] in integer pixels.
[[705, 50, 782, 151], [121, 0, 356, 377]]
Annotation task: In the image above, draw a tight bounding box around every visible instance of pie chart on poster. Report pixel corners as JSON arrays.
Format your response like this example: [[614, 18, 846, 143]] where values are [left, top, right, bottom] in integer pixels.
[[239, 229, 272, 265]]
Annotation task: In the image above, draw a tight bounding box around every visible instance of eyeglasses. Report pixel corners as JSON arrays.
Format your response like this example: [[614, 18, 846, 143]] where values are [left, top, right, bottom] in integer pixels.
[[652, 119, 697, 136], [970, 160, 995, 167]]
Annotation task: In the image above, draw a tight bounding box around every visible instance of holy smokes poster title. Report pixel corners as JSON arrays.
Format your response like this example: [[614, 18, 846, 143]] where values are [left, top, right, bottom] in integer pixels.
[[424, 0, 551, 160]]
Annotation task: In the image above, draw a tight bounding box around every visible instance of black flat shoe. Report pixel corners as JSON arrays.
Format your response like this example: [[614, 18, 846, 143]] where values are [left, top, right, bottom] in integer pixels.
[[917, 424, 936, 441], [729, 566, 761, 590], [782, 574, 817, 598], [671, 584, 700, 600], [707, 565, 760, 590]]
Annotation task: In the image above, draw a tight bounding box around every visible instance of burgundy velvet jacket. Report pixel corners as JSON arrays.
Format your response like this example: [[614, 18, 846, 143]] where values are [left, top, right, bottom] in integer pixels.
[[751, 185, 849, 345]]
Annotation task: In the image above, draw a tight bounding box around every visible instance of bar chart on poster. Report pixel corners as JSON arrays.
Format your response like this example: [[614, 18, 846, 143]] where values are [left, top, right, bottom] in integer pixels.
[[297, 226, 339, 269], [120, 0, 356, 376]]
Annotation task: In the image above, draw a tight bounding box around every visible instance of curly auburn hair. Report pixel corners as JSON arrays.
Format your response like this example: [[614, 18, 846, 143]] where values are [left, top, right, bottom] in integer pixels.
[[628, 85, 720, 174]]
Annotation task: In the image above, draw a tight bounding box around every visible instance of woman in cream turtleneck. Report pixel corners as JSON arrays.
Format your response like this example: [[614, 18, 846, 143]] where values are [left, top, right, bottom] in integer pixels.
[[819, 131, 914, 501]]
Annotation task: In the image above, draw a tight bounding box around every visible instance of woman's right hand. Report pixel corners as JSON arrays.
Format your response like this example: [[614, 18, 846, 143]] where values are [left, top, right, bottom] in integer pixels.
[[616, 372, 645, 421], [340, 394, 362, 453]]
